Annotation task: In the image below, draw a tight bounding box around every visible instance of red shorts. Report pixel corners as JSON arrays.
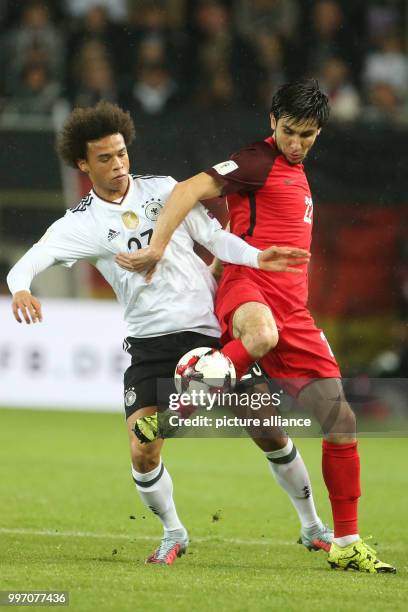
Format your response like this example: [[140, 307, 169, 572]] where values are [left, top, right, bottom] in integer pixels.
[[215, 268, 341, 396]]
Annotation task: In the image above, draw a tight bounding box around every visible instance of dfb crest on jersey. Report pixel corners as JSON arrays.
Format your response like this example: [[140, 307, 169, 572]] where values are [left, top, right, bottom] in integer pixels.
[[122, 211, 139, 230], [145, 200, 163, 221], [125, 387, 137, 407]]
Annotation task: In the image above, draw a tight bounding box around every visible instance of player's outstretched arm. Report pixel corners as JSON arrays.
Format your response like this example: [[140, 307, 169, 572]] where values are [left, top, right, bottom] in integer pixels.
[[182, 204, 310, 273], [7, 238, 63, 324], [206, 234, 310, 274], [151, 173, 222, 253], [7, 214, 100, 322], [119, 173, 223, 279], [7, 247, 55, 324], [11, 290, 42, 324]]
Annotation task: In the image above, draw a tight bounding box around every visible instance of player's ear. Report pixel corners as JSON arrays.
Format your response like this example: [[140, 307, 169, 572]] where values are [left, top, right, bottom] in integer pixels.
[[270, 114, 277, 131], [317, 128, 322, 136], [77, 159, 88, 173]]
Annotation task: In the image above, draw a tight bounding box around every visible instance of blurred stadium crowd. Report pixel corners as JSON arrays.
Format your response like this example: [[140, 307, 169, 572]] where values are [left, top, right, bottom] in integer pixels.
[[1, 0, 408, 379], [0, 0, 407, 124]]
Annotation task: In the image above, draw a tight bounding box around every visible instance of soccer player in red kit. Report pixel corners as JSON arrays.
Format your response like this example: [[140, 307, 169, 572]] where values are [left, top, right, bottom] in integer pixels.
[[122, 80, 396, 573]]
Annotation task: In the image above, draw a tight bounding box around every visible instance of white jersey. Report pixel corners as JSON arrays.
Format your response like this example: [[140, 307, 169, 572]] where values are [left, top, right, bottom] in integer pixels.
[[7, 174, 261, 338]]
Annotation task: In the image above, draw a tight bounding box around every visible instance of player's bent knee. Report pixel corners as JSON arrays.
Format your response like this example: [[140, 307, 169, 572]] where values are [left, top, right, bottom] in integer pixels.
[[243, 325, 278, 358]]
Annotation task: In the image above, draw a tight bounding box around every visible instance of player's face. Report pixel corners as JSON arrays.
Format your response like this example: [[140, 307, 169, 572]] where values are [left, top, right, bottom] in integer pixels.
[[271, 115, 321, 165], [78, 133, 130, 199]]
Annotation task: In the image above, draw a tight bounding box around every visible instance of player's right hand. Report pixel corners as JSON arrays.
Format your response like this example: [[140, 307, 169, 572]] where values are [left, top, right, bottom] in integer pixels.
[[11, 290, 43, 324]]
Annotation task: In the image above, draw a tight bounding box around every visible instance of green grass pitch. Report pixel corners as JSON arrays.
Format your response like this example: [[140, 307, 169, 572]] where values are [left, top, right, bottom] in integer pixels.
[[0, 408, 407, 611]]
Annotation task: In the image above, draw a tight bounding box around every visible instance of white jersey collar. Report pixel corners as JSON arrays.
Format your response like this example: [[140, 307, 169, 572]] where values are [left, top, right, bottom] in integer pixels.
[[91, 175, 134, 210]]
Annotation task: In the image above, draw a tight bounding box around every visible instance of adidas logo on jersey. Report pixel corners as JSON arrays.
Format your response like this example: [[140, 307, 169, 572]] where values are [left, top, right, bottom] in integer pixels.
[[108, 229, 120, 241]]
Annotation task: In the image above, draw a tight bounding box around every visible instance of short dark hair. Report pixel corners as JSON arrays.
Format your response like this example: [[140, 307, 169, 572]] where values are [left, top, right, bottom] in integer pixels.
[[57, 101, 136, 168], [270, 80, 330, 127]]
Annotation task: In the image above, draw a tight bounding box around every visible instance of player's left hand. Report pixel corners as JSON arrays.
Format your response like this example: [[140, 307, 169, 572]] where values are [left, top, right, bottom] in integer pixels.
[[257, 246, 310, 273]]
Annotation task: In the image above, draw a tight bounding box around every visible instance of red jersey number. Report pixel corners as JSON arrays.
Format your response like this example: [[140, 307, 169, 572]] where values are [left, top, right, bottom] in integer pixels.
[[304, 196, 313, 225]]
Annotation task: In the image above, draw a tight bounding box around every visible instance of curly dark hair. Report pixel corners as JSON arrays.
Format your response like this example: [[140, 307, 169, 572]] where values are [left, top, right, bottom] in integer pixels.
[[57, 101, 136, 168], [271, 79, 330, 128]]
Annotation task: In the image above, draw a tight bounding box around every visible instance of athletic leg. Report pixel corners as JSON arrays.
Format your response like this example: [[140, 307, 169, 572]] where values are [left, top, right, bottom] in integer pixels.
[[298, 378, 395, 572], [298, 379, 359, 542], [123, 334, 199, 565], [127, 407, 188, 565], [221, 301, 279, 379], [234, 377, 332, 551]]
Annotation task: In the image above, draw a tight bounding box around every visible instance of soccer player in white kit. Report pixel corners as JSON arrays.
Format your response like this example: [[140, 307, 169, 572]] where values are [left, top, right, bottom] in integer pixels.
[[7, 102, 333, 565]]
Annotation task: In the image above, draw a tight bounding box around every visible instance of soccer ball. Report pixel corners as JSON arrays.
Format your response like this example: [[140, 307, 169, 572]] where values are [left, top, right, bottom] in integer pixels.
[[174, 347, 236, 398]]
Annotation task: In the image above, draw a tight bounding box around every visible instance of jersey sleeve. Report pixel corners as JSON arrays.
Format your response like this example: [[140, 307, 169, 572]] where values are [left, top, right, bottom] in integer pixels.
[[34, 211, 99, 265], [183, 203, 260, 268], [203, 141, 276, 196], [6, 212, 100, 294]]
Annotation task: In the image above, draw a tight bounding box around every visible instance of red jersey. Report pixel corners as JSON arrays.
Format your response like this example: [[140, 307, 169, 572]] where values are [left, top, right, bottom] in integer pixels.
[[205, 136, 314, 307]]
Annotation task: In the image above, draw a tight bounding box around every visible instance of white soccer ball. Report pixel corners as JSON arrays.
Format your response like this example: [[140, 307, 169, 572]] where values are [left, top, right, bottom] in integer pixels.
[[174, 347, 236, 398]]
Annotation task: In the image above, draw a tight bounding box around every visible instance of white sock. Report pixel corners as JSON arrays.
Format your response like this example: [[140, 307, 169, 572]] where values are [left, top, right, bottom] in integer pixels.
[[265, 439, 321, 530], [131, 460, 185, 534], [333, 534, 360, 547]]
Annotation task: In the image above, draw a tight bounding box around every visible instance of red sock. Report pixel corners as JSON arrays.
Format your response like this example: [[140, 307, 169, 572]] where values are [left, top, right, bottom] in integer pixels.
[[322, 440, 361, 537], [221, 339, 254, 380]]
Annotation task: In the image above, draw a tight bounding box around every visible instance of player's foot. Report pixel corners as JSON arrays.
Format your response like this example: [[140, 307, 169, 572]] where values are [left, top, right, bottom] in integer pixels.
[[133, 403, 198, 443], [145, 529, 189, 565], [133, 413, 159, 443], [328, 539, 396, 573], [133, 410, 180, 444], [298, 521, 333, 552]]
